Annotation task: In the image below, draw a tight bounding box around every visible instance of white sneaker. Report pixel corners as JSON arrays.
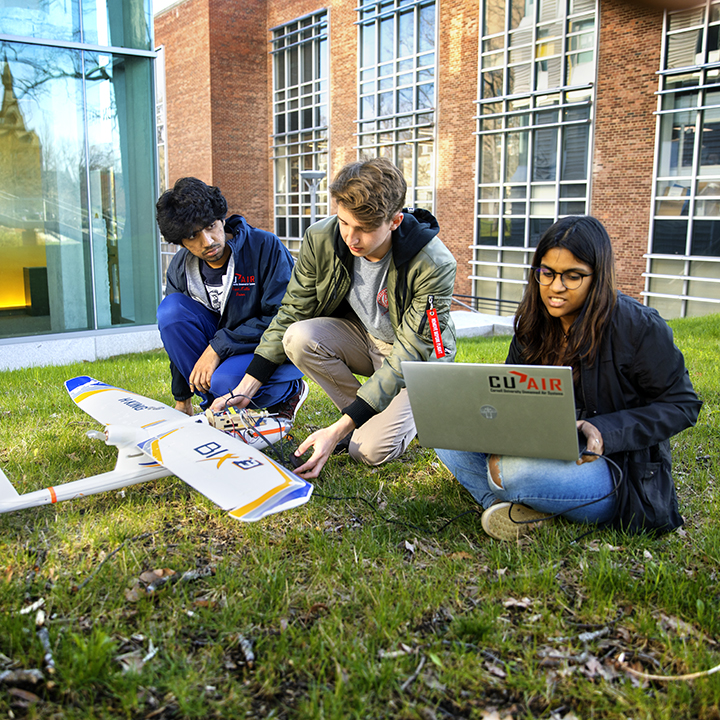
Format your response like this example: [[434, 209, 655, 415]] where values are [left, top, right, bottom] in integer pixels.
[[480, 501, 553, 541]]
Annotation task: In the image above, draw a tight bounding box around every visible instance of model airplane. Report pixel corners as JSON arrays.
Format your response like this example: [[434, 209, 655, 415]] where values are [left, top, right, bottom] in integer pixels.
[[0, 376, 312, 521]]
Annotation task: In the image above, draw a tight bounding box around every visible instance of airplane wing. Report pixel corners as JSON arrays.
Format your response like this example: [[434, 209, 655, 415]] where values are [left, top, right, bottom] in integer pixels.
[[65, 376, 312, 521], [65, 376, 190, 427]]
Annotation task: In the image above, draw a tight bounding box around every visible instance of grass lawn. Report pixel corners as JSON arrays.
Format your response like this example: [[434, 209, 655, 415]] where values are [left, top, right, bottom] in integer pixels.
[[0, 315, 718, 719]]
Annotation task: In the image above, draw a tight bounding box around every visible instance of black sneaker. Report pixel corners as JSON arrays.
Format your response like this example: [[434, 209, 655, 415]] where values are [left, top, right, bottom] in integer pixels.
[[267, 379, 309, 422], [332, 432, 353, 455]]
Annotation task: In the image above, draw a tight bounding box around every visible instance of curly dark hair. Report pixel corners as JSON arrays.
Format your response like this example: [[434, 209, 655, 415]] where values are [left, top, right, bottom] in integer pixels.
[[329, 157, 406, 229], [156, 177, 228, 245]]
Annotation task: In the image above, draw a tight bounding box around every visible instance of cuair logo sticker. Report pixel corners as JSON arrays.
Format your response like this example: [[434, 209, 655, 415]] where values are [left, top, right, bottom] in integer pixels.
[[488, 370, 564, 395]]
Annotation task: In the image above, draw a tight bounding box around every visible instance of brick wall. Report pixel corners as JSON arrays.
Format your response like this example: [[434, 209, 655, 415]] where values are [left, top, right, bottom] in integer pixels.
[[435, 0, 480, 299], [155, 0, 213, 185], [156, 0, 666, 303], [156, 0, 271, 227], [592, 0, 663, 299], [208, 0, 270, 228]]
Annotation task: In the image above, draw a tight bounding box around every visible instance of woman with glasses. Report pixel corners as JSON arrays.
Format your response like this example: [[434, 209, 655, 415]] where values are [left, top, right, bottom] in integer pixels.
[[436, 215, 701, 541]]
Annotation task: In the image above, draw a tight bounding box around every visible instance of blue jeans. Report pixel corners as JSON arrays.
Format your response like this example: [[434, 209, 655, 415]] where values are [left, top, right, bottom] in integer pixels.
[[435, 449, 617, 524], [157, 293, 303, 409]]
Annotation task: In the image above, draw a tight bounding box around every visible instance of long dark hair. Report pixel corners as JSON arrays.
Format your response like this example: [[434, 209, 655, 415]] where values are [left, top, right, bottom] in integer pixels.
[[514, 215, 617, 368]]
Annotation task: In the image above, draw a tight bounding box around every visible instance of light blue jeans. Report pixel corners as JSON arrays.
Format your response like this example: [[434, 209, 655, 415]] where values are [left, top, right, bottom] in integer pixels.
[[435, 449, 617, 524]]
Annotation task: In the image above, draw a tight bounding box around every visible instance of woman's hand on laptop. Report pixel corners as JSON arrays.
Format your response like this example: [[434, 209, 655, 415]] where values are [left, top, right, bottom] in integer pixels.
[[576, 420, 604, 465]]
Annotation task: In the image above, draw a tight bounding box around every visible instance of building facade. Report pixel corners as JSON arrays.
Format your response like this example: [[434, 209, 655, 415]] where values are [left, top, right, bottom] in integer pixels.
[[156, 0, 720, 319], [0, 0, 162, 369]]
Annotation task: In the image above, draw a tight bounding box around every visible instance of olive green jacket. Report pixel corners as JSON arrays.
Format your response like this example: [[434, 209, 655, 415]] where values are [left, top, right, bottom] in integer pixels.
[[246, 208, 456, 428]]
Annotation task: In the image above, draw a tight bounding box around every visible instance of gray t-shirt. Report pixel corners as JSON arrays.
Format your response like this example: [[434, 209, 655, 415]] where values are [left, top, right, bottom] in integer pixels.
[[347, 253, 395, 343]]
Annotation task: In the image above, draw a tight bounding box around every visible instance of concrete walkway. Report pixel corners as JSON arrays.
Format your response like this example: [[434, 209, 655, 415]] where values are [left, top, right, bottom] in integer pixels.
[[450, 309, 514, 338]]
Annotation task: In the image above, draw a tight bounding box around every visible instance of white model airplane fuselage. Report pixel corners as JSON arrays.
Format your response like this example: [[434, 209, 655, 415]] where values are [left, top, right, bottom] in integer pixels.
[[0, 376, 312, 521]]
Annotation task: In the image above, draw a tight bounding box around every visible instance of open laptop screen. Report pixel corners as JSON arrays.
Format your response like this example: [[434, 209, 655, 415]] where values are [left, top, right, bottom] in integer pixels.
[[402, 362, 581, 462]]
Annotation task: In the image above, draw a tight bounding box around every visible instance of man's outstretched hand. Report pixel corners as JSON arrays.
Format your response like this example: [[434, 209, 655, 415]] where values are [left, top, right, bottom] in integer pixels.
[[291, 415, 355, 480]]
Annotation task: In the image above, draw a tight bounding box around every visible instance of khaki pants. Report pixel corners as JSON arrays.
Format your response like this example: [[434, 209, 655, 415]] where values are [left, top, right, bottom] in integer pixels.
[[283, 317, 416, 466]]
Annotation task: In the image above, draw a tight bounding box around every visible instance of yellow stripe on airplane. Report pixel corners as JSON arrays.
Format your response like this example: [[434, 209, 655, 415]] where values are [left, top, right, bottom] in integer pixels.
[[74, 387, 116, 403], [228, 460, 294, 519], [147, 428, 181, 463]]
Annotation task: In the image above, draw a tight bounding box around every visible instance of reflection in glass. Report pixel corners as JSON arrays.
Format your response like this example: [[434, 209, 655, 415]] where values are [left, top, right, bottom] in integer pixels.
[[82, 52, 158, 328], [691, 219, 720, 254], [505, 131, 529, 182], [484, 0, 507, 36], [0, 0, 152, 50], [380, 16, 395, 64], [533, 126, 558, 181], [0, 41, 158, 339], [699, 106, 720, 174], [0, 44, 89, 335], [653, 219, 689, 254], [480, 135, 502, 185], [658, 110, 696, 177], [418, 4, 435, 53], [398, 11, 414, 57], [0, 0, 79, 44]]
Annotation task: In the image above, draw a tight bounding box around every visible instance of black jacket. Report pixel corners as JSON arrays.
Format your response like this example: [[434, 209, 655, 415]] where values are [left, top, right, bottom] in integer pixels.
[[507, 292, 702, 534]]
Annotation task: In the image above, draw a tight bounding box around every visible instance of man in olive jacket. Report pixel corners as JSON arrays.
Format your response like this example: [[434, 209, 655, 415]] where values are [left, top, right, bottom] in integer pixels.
[[211, 158, 456, 478]]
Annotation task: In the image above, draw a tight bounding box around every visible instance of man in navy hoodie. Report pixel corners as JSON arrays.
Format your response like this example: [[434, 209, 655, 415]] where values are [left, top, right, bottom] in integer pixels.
[[156, 177, 307, 426]]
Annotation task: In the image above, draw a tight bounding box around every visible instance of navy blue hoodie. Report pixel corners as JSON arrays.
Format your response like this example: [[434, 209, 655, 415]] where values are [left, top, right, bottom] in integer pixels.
[[164, 214, 294, 400]]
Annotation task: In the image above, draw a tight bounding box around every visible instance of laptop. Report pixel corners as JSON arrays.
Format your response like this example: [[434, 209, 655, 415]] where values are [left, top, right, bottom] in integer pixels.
[[402, 362, 582, 462]]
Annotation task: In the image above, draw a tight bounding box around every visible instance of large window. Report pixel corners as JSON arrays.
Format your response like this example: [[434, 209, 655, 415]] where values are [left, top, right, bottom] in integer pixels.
[[357, 0, 437, 211], [0, 1, 158, 339], [271, 13, 328, 253], [646, 0, 720, 317], [473, 0, 596, 314]]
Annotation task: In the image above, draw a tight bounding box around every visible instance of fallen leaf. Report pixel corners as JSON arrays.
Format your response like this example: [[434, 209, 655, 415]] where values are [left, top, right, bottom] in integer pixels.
[[503, 596, 533, 609], [448, 551, 473, 560], [484, 661, 507, 678], [421, 671, 446, 691], [124, 586, 147, 602], [8, 687, 41, 703], [116, 650, 145, 673], [0, 669, 44, 684], [139, 568, 176, 584], [18, 598, 45, 615]]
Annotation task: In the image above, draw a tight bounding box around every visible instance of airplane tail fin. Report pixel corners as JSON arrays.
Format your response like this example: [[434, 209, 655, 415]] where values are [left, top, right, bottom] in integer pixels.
[[0, 466, 19, 500]]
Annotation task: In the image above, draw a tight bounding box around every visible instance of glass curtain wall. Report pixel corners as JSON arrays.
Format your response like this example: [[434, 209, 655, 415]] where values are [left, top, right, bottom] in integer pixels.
[[357, 0, 437, 211], [474, 0, 596, 314], [271, 12, 329, 253], [646, 0, 720, 317], [0, 0, 158, 339]]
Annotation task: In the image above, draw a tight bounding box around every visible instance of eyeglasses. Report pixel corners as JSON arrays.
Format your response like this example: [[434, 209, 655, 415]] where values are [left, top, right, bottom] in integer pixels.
[[533, 267, 593, 290]]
